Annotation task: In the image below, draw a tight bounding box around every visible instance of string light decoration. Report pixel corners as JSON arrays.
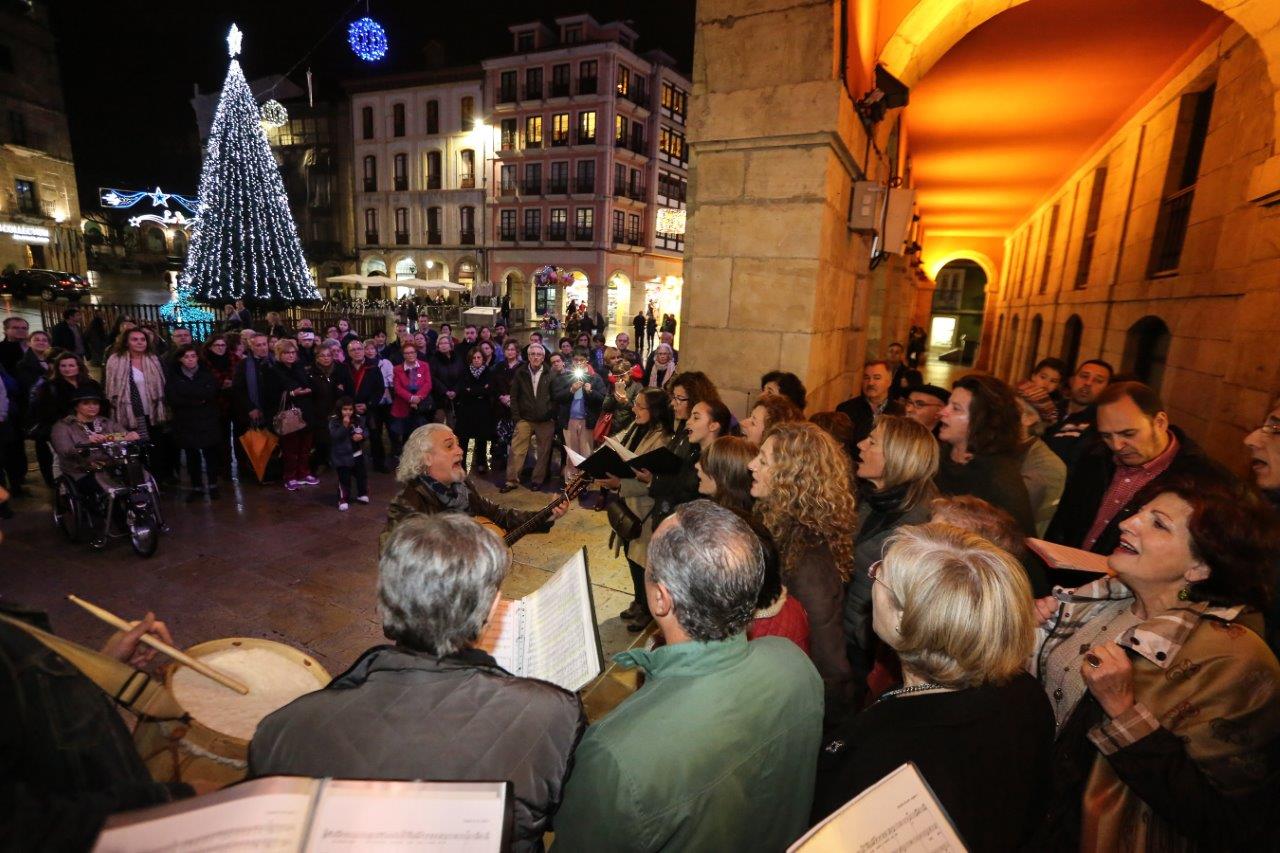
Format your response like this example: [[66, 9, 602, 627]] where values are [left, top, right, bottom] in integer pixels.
[[347, 16, 388, 62], [260, 99, 288, 128], [178, 24, 318, 305]]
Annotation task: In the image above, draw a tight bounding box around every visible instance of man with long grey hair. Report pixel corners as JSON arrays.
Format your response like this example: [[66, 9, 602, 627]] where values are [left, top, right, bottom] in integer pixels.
[[379, 422, 565, 553], [553, 500, 824, 852], [250, 514, 585, 852]]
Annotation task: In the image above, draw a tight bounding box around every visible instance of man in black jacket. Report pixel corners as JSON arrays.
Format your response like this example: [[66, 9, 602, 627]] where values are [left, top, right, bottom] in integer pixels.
[[503, 344, 557, 492], [1045, 381, 1235, 556], [835, 360, 904, 457], [231, 333, 274, 431], [50, 306, 85, 357], [253, 513, 583, 853], [1043, 359, 1113, 470]]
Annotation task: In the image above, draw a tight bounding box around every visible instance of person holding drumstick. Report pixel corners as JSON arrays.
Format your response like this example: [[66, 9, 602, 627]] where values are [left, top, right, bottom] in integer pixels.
[[0, 603, 192, 849]]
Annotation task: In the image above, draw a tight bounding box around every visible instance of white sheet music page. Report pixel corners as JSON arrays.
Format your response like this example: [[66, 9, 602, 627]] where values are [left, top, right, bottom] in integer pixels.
[[521, 549, 603, 692], [601, 435, 636, 461], [304, 780, 507, 852], [475, 598, 526, 675], [94, 776, 316, 853], [788, 763, 967, 853]]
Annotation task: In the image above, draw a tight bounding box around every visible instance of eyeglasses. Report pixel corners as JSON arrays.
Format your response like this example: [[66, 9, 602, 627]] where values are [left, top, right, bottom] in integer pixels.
[[905, 399, 942, 410], [868, 560, 900, 601], [1260, 423, 1280, 436], [672, 394, 689, 403]]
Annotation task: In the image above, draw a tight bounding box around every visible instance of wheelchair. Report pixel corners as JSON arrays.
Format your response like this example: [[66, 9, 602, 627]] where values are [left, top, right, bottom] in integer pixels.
[[52, 438, 165, 557]]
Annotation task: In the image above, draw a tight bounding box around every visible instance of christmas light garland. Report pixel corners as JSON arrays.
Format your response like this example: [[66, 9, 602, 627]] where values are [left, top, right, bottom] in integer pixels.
[[347, 16, 388, 62], [178, 24, 318, 305]]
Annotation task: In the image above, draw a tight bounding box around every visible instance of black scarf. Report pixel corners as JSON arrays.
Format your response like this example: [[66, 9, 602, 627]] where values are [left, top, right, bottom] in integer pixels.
[[856, 480, 911, 541]]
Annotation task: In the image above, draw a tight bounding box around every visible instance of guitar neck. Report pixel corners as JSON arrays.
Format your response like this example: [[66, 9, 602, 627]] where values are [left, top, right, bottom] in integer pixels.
[[502, 478, 590, 546], [503, 496, 565, 547]]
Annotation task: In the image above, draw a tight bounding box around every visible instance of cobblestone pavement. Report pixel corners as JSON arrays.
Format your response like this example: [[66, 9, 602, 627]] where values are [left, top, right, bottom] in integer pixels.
[[1, 462, 646, 718]]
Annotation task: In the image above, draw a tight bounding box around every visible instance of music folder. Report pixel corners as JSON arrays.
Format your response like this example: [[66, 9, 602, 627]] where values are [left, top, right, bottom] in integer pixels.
[[94, 776, 513, 852], [476, 548, 606, 693]]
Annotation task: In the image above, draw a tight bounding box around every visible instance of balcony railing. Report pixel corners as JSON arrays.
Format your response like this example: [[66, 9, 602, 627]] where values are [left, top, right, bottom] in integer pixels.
[[460, 176, 476, 189], [575, 133, 596, 146], [500, 182, 518, 196], [522, 227, 541, 241], [613, 185, 626, 198], [550, 135, 569, 148], [364, 231, 379, 245], [549, 82, 570, 98], [426, 175, 442, 190], [427, 230, 442, 245], [497, 86, 518, 104], [459, 230, 476, 245], [574, 227, 594, 241], [547, 180, 569, 194], [628, 187, 646, 201], [612, 228, 626, 243], [573, 178, 595, 194], [578, 78, 598, 95], [626, 232, 643, 246], [499, 229, 517, 242], [393, 177, 408, 191], [629, 139, 647, 155], [363, 178, 377, 192], [395, 231, 409, 245], [525, 137, 543, 150], [548, 225, 567, 240], [522, 180, 543, 195], [524, 84, 542, 100]]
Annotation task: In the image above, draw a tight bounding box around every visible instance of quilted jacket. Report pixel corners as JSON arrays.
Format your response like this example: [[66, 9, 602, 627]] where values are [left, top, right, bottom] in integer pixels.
[[249, 645, 586, 852]]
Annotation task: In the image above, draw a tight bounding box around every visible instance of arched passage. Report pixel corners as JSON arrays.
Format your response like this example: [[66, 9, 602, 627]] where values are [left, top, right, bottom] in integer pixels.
[[930, 259, 986, 364], [607, 271, 631, 328], [1123, 315, 1172, 392]]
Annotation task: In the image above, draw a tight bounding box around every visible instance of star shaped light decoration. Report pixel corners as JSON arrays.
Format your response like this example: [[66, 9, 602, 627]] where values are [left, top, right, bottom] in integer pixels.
[[150, 187, 170, 207], [227, 23, 242, 58]]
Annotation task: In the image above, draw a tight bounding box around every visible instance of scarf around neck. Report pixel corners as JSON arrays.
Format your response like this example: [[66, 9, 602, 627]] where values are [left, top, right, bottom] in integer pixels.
[[419, 474, 470, 512]]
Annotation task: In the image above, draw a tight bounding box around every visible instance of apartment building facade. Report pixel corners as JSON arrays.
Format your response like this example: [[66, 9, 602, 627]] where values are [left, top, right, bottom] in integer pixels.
[[0, 1, 85, 275], [483, 15, 689, 327], [347, 68, 487, 299]]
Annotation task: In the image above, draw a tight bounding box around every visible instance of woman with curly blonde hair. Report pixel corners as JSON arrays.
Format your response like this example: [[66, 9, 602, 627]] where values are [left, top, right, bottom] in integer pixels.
[[749, 420, 857, 721]]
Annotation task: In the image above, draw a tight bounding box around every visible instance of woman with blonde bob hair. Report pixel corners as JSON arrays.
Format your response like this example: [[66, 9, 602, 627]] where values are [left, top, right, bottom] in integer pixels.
[[843, 415, 939, 698], [815, 522, 1054, 851], [749, 420, 857, 720]]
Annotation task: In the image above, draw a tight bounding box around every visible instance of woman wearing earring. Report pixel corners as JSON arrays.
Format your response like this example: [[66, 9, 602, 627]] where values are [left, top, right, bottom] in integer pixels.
[[814, 523, 1052, 851], [1031, 473, 1280, 851]]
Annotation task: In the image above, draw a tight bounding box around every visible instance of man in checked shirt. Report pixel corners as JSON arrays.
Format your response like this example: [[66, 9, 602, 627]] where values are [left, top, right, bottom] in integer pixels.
[[1045, 381, 1236, 557]]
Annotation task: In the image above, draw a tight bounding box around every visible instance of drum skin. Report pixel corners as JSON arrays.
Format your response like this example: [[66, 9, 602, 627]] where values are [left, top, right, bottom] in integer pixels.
[[135, 637, 331, 790]]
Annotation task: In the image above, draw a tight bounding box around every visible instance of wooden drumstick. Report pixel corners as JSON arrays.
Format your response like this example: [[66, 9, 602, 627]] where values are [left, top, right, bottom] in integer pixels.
[[67, 594, 250, 695]]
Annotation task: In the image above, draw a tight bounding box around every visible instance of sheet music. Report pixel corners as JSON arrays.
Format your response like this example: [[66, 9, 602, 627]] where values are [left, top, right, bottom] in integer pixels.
[[1026, 538, 1113, 576], [601, 435, 636, 461], [565, 446, 588, 468], [476, 598, 525, 675], [94, 777, 316, 853], [521, 549, 600, 691], [788, 763, 967, 853], [305, 780, 507, 852]]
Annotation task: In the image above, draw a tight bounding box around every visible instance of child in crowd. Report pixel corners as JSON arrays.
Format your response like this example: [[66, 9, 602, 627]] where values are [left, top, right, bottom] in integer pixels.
[[328, 397, 369, 512]]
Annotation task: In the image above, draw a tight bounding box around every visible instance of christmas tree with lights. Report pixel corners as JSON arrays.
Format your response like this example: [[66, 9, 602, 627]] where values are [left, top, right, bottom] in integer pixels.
[[179, 24, 317, 305]]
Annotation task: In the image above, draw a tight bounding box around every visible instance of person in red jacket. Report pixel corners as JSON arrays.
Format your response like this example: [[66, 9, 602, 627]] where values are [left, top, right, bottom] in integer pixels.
[[390, 343, 432, 454]]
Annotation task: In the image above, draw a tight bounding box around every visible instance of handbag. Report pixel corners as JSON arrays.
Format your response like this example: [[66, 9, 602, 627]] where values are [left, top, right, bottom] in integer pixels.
[[607, 498, 644, 541], [592, 412, 614, 445], [272, 391, 307, 436]]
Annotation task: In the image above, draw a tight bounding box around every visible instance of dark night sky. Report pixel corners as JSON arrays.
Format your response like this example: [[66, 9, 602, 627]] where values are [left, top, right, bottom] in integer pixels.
[[46, 0, 695, 206]]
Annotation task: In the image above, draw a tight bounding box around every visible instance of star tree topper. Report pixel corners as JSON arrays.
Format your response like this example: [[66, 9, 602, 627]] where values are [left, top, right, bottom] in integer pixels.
[[227, 23, 242, 58]]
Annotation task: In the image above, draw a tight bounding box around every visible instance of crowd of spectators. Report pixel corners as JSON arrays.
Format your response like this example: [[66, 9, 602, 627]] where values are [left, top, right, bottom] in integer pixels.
[[3, 310, 1280, 851]]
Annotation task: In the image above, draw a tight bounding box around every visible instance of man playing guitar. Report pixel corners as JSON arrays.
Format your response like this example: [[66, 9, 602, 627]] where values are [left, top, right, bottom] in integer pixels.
[[380, 423, 584, 554]]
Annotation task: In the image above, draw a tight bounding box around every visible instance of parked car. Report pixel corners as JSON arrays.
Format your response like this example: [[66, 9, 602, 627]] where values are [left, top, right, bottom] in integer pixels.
[[0, 268, 91, 301]]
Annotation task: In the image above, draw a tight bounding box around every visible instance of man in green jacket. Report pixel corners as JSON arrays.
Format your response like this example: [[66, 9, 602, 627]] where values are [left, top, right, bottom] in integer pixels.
[[552, 501, 824, 852]]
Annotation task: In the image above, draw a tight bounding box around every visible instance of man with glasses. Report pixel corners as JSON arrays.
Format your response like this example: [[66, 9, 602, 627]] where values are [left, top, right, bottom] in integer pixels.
[[0, 317, 30, 373], [903, 384, 949, 434]]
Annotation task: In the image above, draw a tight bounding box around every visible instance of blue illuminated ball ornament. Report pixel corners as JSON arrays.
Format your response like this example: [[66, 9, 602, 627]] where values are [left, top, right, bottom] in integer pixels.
[[348, 17, 388, 62]]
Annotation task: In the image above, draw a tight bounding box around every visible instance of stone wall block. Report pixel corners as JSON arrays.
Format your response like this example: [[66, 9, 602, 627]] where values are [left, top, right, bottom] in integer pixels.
[[683, 257, 733, 329], [689, 80, 842, 144], [698, 3, 833, 93], [693, 150, 748, 203], [727, 257, 820, 332]]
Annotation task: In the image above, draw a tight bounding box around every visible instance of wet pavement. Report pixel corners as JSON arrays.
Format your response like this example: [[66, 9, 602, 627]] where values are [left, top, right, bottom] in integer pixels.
[[0, 461, 647, 718]]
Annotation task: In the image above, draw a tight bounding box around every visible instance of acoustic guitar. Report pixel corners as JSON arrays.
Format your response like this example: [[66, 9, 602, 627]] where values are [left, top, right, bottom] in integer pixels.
[[477, 474, 595, 547]]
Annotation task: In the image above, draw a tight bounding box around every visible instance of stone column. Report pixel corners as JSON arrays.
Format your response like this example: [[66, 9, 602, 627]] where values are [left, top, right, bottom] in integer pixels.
[[681, 0, 896, 414]]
